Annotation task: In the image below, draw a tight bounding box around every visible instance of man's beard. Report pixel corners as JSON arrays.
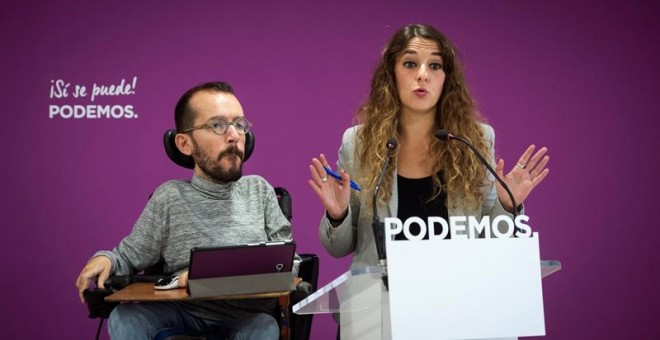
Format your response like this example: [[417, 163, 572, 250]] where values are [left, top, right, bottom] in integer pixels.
[[191, 141, 244, 184]]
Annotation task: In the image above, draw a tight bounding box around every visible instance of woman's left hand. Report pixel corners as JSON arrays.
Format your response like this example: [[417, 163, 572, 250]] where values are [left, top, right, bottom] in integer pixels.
[[495, 145, 550, 212]]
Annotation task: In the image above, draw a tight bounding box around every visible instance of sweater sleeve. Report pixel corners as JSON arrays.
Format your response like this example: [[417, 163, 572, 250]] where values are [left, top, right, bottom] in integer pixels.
[[263, 183, 292, 242], [93, 186, 166, 276], [258, 179, 302, 276]]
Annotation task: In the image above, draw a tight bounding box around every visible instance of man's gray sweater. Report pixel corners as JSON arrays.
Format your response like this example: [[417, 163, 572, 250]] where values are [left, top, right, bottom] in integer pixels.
[[95, 173, 295, 319]]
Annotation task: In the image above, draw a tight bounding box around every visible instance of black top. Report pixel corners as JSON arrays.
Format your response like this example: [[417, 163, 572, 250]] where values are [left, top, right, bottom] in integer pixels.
[[396, 173, 449, 240]]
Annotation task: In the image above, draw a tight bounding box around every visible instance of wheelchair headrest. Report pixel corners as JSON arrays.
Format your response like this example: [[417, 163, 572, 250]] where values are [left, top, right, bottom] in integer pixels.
[[163, 129, 255, 169]]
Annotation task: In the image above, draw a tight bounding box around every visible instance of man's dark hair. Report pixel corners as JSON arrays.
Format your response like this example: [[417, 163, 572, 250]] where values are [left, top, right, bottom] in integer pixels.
[[174, 81, 234, 132]]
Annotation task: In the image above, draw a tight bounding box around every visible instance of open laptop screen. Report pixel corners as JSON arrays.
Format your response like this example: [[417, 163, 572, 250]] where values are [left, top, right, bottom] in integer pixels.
[[188, 240, 296, 279]]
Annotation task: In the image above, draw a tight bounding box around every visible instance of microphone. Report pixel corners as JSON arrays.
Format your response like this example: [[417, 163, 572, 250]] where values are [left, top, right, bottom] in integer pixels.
[[435, 130, 519, 220], [372, 138, 398, 269]]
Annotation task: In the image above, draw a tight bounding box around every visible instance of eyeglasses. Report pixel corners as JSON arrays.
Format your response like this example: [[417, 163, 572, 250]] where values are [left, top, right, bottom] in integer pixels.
[[182, 117, 252, 135]]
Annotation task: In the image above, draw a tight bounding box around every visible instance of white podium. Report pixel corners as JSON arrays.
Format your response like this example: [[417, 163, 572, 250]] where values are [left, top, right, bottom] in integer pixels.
[[294, 236, 560, 340]]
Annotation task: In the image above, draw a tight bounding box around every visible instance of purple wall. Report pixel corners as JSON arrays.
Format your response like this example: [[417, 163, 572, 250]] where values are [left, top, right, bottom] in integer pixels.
[[2, 1, 659, 339]]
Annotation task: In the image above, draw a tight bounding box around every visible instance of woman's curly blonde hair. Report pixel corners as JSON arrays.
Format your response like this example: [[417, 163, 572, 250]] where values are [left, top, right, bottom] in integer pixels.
[[355, 24, 490, 210]]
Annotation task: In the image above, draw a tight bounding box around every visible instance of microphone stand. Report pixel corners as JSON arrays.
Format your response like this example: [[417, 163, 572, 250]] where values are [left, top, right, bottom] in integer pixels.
[[435, 130, 519, 221], [372, 138, 397, 290]]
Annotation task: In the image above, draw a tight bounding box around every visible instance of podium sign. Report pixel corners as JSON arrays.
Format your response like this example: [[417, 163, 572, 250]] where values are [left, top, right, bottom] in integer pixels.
[[386, 233, 545, 340]]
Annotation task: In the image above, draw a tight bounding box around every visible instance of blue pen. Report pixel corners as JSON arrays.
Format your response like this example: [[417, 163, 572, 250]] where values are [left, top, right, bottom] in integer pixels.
[[323, 166, 362, 191]]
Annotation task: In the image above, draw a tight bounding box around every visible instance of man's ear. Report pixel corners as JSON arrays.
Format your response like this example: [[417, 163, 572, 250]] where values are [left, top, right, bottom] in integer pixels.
[[175, 133, 193, 156]]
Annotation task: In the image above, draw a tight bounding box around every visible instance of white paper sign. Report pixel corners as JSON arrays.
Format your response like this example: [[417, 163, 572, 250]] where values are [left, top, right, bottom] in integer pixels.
[[386, 234, 545, 340]]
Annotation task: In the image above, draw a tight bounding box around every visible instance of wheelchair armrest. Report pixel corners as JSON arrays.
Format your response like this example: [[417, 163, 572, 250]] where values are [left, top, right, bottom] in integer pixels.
[[104, 275, 134, 290], [83, 288, 119, 319], [83, 260, 165, 320], [294, 280, 313, 297], [82, 275, 138, 319]]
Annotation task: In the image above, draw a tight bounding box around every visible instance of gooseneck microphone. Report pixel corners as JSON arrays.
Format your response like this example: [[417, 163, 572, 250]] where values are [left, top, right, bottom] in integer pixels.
[[372, 138, 398, 268], [435, 130, 519, 219]]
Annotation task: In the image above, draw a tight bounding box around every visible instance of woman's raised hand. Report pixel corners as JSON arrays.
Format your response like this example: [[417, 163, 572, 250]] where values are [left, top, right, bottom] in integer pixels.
[[495, 145, 550, 212], [308, 154, 351, 220]]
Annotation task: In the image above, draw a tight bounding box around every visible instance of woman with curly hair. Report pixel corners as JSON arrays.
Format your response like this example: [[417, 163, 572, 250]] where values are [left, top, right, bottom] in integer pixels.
[[309, 24, 549, 267]]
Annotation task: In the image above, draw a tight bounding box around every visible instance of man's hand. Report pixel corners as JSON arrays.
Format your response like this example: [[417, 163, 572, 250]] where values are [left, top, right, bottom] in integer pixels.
[[75, 256, 112, 303], [178, 271, 189, 287]]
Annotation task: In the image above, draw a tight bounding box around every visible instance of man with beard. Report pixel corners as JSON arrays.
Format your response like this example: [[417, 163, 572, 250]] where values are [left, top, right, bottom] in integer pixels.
[[75, 82, 293, 340]]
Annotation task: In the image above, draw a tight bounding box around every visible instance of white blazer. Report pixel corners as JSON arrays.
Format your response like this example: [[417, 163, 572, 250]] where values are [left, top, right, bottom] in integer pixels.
[[319, 124, 516, 268]]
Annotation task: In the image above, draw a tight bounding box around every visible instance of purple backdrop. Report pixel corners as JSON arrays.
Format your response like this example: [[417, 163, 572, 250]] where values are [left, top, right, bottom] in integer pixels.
[[2, 1, 659, 339]]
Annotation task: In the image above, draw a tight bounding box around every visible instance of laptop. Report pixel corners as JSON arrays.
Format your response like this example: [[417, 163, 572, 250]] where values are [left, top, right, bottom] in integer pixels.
[[187, 240, 296, 298]]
